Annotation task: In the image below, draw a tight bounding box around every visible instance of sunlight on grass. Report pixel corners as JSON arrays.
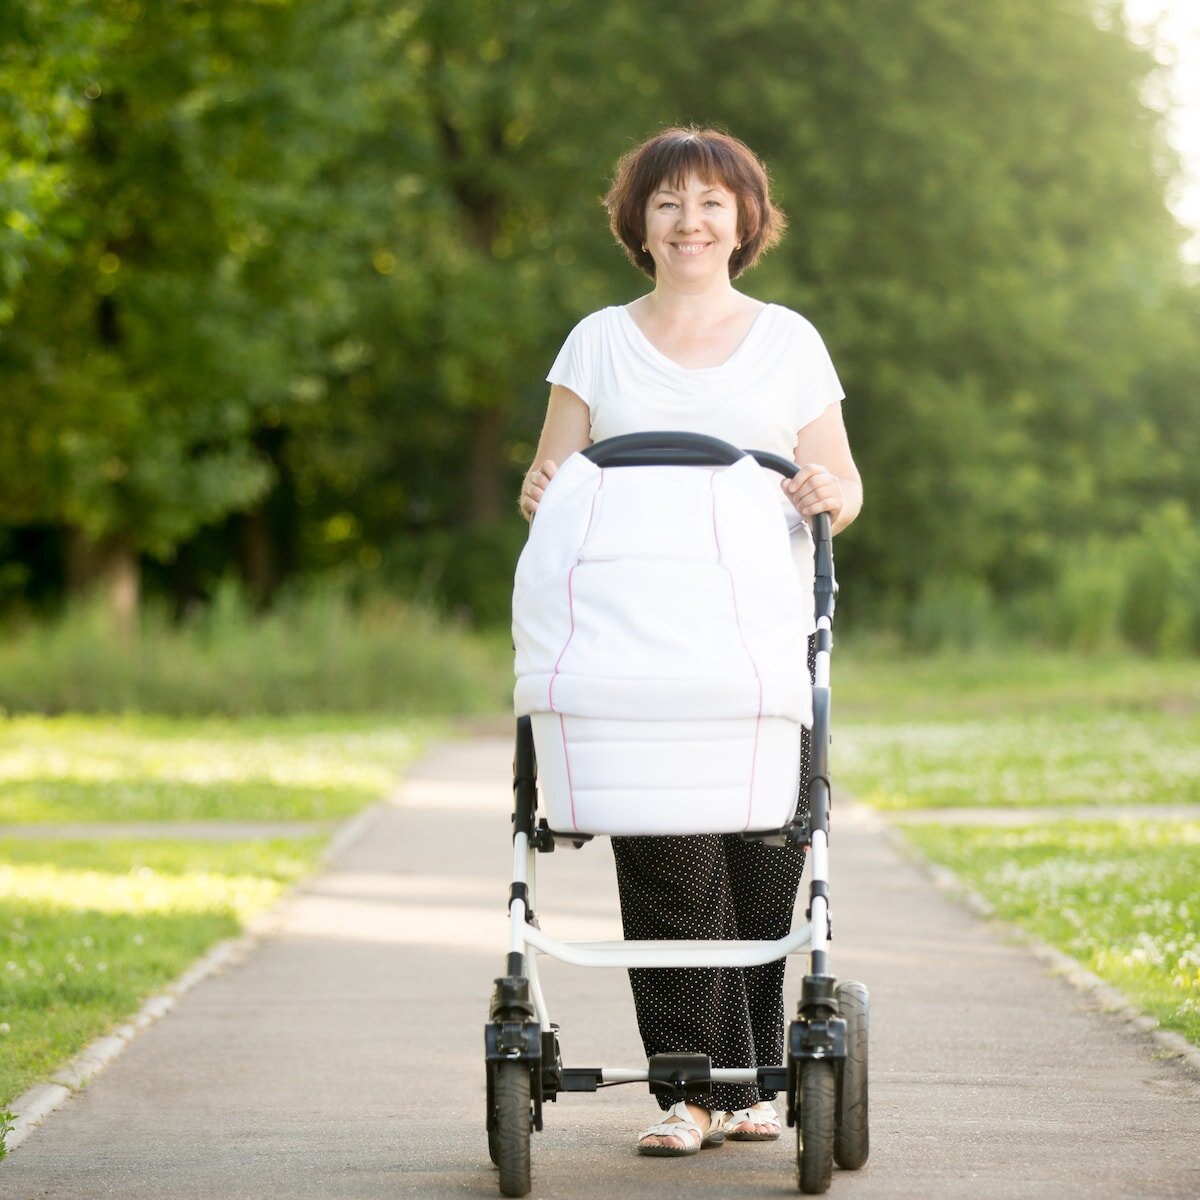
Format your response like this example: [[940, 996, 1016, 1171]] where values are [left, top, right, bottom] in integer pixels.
[[0, 838, 323, 1108], [0, 715, 425, 822], [902, 821, 1200, 1045], [838, 714, 1200, 809], [3, 861, 289, 921]]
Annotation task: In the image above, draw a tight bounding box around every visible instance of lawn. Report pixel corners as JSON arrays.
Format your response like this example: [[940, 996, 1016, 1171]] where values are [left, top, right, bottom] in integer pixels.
[[834, 647, 1199, 810], [0, 714, 427, 1119], [833, 645, 1200, 1047], [0, 838, 323, 1109], [0, 714, 425, 823], [902, 820, 1200, 1045]]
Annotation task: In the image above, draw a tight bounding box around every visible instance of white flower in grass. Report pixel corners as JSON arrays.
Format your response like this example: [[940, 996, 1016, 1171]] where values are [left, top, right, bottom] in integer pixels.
[[0, 1022, 10, 1034]]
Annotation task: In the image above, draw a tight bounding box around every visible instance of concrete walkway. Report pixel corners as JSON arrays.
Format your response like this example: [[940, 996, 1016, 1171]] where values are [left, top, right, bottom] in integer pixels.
[[3, 737, 1200, 1199]]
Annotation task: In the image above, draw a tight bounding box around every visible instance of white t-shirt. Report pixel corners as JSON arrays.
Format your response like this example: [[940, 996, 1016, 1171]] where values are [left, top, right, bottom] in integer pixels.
[[545, 302, 844, 462]]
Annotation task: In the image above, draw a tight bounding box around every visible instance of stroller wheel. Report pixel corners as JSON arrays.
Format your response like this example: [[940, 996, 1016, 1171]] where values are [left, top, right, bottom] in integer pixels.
[[834, 981, 870, 1170], [492, 1061, 532, 1197], [797, 1059, 835, 1194]]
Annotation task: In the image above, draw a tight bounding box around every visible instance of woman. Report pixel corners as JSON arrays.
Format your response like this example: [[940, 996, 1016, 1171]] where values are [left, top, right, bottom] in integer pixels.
[[519, 127, 862, 1156]]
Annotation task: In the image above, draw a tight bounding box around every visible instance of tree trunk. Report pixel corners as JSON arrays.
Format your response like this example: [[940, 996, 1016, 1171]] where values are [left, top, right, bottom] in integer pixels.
[[241, 507, 277, 610], [466, 406, 506, 524], [64, 529, 141, 638]]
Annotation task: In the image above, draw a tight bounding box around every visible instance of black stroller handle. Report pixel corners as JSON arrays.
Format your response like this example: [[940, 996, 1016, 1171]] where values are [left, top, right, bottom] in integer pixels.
[[581, 432, 829, 531], [582, 431, 747, 468]]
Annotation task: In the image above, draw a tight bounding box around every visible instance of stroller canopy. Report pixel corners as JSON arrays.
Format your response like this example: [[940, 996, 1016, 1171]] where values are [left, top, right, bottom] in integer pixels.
[[512, 448, 814, 835]]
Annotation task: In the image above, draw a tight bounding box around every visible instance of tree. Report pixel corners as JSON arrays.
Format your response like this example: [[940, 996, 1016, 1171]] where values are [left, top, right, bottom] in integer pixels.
[[1, 0, 1194, 639], [0, 0, 372, 622]]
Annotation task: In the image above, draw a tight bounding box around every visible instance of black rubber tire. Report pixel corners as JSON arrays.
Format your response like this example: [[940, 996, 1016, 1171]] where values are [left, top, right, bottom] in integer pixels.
[[834, 981, 870, 1170], [493, 1062, 532, 1197], [798, 1059, 836, 1194]]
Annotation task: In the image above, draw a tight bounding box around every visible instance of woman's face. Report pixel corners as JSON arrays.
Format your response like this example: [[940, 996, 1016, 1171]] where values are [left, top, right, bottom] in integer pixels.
[[642, 174, 741, 286]]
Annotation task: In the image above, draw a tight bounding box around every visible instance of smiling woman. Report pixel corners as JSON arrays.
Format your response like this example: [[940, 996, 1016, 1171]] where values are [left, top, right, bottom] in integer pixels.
[[515, 125, 864, 1157]]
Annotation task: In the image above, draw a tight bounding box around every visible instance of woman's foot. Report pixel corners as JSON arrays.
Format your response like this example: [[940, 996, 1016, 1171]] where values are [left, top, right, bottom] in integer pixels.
[[636, 1101, 725, 1156], [723, 1101, 782, 1141]]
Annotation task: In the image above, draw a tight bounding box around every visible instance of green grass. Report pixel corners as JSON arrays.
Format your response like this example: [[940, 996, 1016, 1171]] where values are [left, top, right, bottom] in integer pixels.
[[0, 714, 428, 1118], [0, 714, 426, 823], [836, 642, 1199, 721], [834, 646, 1200, 810], [833, 647, 1200, 1047], [901, 821, 1200, 1045], [0, 837, 323, 1109]]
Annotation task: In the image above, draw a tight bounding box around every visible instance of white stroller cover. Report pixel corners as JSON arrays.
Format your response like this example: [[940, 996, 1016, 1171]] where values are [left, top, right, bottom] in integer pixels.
[[512, 452, 814, 836]]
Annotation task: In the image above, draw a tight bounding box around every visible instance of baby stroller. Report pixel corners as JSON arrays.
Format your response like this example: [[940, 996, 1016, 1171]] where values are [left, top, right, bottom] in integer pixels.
[[486, 432, 869, 1195]]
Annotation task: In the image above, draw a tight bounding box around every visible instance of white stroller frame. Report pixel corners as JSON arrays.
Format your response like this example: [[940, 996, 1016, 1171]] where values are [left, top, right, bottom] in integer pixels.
[[487, 433, 868, 1197]]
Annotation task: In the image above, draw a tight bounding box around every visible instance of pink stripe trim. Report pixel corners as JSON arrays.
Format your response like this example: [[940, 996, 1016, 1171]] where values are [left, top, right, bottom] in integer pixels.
[[547, 565, 576, 714], [710, 472, 763, 830], [558, 713, 578, 830], [547, 470, 603, 831]]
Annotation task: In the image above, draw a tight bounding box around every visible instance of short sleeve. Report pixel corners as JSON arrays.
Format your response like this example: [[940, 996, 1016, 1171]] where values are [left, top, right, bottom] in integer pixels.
[[789, 312, 844, 429], [546, 313, 599, 409]]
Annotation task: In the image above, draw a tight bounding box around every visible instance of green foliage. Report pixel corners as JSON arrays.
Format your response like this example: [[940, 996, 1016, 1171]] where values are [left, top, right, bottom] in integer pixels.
[[903, 821, 1200, 1045], [1028, 502, 1200, 654], [0, 0, 1196, 643], [0, 588, 511, 715], [904, 576, 1004, 652], [0, 0, 111, 323]]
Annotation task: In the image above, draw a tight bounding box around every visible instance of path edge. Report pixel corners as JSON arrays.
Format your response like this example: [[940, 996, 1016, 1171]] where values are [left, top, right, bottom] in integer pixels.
[[1, 799, 387, 1159], [855, 803, 1200, 1078]]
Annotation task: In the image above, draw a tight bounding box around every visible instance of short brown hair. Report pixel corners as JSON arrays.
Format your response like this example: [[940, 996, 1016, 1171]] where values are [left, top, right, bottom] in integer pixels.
[[602, 126, 786, 280]]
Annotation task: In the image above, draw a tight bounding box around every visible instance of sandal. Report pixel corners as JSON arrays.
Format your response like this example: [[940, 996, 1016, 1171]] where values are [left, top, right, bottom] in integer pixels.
[[723, 1101, 782, 1141], [636, 1101, 725, 1157]]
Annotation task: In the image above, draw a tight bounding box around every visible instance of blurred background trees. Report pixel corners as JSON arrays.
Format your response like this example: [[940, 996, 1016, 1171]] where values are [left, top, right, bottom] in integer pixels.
[[1, 0, 1197, 650]]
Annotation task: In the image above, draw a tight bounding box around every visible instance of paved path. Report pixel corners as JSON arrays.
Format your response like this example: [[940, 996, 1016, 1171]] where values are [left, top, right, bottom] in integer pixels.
[[3, 737, 1200, 1199]]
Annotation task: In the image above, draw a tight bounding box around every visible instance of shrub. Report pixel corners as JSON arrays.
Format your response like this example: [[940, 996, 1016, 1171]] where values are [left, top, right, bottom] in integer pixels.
[[0, 584, 512, 716]]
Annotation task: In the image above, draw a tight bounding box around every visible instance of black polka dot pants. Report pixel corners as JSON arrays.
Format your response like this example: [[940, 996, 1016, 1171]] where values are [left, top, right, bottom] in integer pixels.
[[611, 830, 807, 1113]]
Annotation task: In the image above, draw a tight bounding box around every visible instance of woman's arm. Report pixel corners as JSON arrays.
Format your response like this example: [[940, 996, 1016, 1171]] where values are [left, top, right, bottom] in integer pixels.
[[784, 402, 862, 535], [518, 384, 593, 521]]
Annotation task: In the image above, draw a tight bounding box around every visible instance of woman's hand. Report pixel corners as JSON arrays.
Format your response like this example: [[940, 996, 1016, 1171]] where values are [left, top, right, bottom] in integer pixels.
[[782, 462, 843, 523], [520, 459, 558, 520]]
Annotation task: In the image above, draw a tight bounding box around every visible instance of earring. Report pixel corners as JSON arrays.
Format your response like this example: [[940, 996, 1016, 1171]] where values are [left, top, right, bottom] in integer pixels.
[[641, 243, 648, 253], [735, 242, 742, 250]]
